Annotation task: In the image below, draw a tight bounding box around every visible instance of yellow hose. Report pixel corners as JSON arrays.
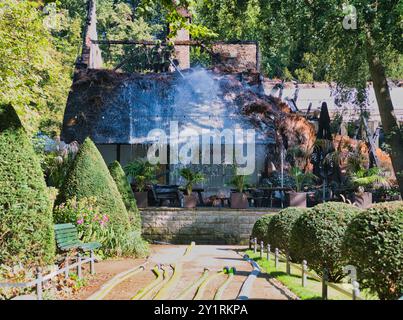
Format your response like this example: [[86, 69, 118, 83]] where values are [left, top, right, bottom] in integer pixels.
[[131, 265, 163, 300], [176, 268, 210, 300], [88, 264, 146, 300], [193, 269, 225, 300], [153, 241, 196, 300], [142, 267, 169, 300], [214, 267, 236, 300]]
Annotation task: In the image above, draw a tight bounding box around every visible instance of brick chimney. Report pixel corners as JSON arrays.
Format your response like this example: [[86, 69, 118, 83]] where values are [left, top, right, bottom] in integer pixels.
[[170, 7, 191, 70]]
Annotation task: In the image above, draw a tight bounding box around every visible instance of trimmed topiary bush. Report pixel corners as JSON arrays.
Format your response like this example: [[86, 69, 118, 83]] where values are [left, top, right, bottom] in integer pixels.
[[57, 138, 134, 256], [252, 214, 275, 244], [290, 202, 361, 282], [0, 104, 55, 266], [343, 201, 403, 300], [267, 207, 309, 255], [109, 161, 142, 231]]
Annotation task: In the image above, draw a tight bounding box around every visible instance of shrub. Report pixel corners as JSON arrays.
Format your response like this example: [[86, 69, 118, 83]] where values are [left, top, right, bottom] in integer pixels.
[[54, 197, 110, 244], [109, 161, 142, 231], [267, 207, 309, 254], [57, 138, 135, 257], [290, 202, 361, 282], [0, 104, 55, 266], [343, 201, 403, 300], [252, 214, 274, 244]]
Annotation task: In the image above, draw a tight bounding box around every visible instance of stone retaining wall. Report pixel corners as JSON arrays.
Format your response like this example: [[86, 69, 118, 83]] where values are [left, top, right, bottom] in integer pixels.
[[140, 208, 277, 245]]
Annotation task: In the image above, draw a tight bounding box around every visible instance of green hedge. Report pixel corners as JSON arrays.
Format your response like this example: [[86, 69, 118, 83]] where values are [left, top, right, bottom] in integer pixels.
[[108, 161, 142, 231], [344, 201, 403, 300], [252, 214, 274, 244], [267, 207, 309, 255], [290, 202, 361, 282], [57, 138, 134, 256], [0, 104, 55, 266]]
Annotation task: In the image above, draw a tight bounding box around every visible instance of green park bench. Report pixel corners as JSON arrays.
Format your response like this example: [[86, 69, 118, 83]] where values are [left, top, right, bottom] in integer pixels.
[[54, 223, 101, 253]]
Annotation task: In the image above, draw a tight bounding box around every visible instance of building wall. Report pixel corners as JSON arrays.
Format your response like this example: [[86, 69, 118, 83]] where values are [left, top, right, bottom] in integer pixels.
[[140, 208, 276, 244], [173, 29, 190, 70], [212, 42, 259, 73], [97, 143, 268, 188]]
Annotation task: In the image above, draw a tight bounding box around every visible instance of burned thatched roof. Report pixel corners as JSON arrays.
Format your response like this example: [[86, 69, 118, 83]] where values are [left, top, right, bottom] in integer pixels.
[[61, 68, 283, 145]]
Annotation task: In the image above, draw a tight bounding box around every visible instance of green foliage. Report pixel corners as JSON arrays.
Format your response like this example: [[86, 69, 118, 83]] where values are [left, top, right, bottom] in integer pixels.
[[33, 135, 79, 189], [251, 214, 274, 244], [267, 207, 309, 254], [343, 201, 403, 300], [289, 167, 317, 192], [0, 104, 55, 266], [229, 167, 249, 193], [54, 196, 110, 245], [179, 168, 204, 195], [109, 161, 142, 231], [351, 167, 389, 192], [0, 0, 80, 135], [124, 160, 156, 192], [290, 202, 361, 282], [57, 138, 144, 257]]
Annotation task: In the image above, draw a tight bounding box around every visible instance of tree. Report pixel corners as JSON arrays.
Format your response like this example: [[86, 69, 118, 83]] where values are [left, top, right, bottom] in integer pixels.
[[0, 0, 80, 136], [259, 0, 403, 196], [57, 138, 134, 256], [0, 104, 55, 266], [109, 161, 142, 231]]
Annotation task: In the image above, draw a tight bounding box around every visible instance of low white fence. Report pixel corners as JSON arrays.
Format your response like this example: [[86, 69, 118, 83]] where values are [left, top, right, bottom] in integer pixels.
[[0, 252, 96, 300], [249, 237, 362, 300]]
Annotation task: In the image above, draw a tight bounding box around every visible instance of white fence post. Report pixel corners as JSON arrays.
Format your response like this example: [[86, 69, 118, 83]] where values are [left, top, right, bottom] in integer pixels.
[[260, 241, 264, 259], [90, 250, 95, 275], [352, 280, 360, 300], [267, 244, 270, 261], [274, 248, 279, 269], [322, 268, 328, 300], [302, 260, 307, 287], [286, 252, 291, 275], [64, 256, 69, 279], [77, 253, 82, 279], [253, 238, 257, 254], [36, 267, 43, 301]]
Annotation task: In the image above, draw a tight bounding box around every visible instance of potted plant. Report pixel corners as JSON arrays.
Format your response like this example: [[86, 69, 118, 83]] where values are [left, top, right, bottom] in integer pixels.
[[124, 160, 156, 207], [287, 167, 317, 207], [229, 171, 249, 209], [179, 168, 204, 208], [351, 167, 388, 208]]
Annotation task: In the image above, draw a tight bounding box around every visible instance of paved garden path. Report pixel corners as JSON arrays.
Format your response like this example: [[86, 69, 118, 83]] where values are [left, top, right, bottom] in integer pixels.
[[71, 245, 296, 300]]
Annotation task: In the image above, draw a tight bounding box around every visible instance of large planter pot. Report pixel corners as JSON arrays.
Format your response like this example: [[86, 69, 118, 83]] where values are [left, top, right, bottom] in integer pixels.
[[287, 192, 307, 208], [134, 192, 148, 208], [230, 192, 249, 209], [354, 192, 372, 209], [183, 194, 197, 208]]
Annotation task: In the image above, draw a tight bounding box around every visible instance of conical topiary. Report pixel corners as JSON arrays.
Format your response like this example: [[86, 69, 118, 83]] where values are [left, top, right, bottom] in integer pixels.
[[108, 161, 142, 231], [0, 104, 55, 266], [57, 138, 132, 256]]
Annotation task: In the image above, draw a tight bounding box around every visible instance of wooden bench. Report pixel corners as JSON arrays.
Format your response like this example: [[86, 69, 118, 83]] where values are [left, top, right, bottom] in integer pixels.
[[151, 184, 183, 207], [54, 223, 101, 252]]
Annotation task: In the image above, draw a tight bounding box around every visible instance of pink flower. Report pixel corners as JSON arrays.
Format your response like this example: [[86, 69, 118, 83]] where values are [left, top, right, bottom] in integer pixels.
[[102, 215, 109, 223], [77, 218, 84, 225]]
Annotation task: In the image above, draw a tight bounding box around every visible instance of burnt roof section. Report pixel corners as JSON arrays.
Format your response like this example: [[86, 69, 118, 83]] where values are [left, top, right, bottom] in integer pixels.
[[61, 68, 282, 145]]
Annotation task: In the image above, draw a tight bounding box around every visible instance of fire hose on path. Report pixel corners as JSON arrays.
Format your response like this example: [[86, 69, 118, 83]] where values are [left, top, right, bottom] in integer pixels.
[[237, 255, 261, 300]]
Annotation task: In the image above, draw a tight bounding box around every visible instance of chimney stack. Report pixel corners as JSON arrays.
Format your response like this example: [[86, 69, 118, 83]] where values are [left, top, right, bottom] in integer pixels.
[[170, 7, 191, 70]]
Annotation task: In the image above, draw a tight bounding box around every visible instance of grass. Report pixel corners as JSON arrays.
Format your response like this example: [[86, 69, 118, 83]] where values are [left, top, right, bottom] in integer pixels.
[[244, 250, 376, 300]]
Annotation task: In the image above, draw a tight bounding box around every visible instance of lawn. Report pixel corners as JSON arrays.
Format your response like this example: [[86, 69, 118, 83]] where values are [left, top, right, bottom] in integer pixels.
[[244, 250, 377, 300]]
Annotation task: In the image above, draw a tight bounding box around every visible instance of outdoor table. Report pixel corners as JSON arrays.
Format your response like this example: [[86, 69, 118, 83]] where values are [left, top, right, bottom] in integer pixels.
[[245, 187, 293, 208]]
